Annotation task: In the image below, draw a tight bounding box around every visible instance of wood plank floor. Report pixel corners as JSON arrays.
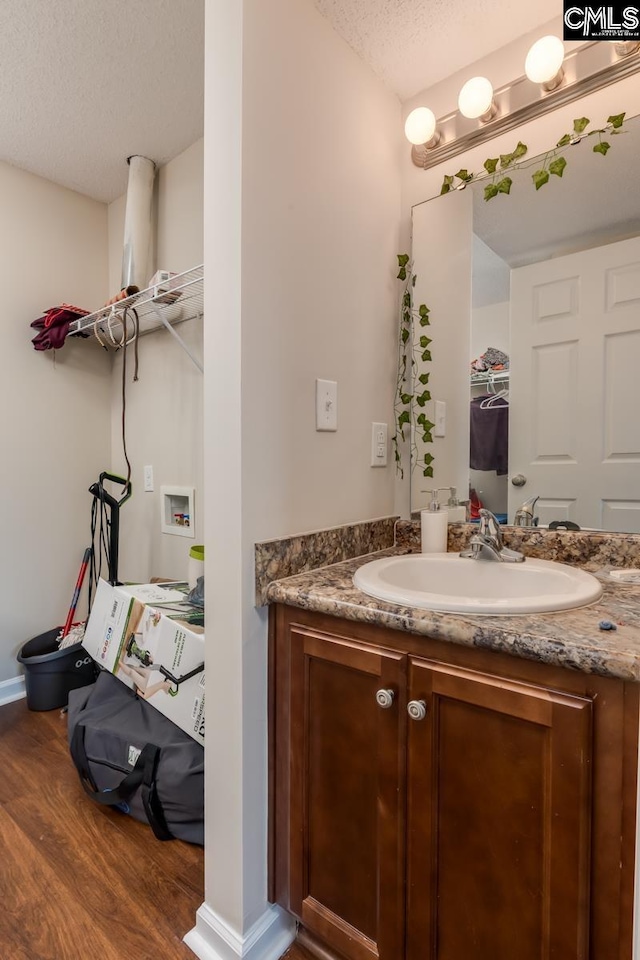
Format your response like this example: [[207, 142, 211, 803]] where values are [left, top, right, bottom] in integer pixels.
[[0, 698, 204, 960], [0, 698, 316, 960]]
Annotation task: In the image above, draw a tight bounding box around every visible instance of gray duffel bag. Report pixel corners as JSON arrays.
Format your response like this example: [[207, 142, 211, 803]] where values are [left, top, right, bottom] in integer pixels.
[[67, 670, 204, 844]]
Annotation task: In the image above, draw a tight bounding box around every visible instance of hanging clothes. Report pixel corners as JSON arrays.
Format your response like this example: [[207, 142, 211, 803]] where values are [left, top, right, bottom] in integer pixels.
[[470, 395, 509, 475]]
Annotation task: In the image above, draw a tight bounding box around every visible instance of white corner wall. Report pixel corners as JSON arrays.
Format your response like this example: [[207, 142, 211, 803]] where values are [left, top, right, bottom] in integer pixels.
[[108, 140, 204, 583], [0, 162, 110, 683], [195, 0, 403, 956]]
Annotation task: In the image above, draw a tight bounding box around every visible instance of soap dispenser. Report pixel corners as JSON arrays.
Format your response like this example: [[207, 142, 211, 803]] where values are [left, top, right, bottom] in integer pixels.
[[446, 487, 469, 523], [421, 490, 448, 553]]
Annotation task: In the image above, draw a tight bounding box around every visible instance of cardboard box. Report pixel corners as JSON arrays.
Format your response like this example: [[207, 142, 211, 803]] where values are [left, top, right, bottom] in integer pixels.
[[83, 579, 205, 745]]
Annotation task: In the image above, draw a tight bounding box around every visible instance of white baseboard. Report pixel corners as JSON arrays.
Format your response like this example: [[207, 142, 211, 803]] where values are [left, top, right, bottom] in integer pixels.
[[184, 902, 295, 960], [0, 675, 26, 707]]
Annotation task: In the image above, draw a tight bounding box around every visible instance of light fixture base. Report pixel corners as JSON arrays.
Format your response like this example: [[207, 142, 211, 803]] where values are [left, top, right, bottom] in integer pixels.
[[411, 41, 640, 170]]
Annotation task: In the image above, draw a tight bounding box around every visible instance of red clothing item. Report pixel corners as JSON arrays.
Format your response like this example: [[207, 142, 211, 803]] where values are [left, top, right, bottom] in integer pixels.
[[31, 304, 89, 350]]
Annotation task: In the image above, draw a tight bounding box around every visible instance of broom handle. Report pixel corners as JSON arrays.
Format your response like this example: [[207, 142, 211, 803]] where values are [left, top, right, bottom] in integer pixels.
[[61, 547, 92, 639]]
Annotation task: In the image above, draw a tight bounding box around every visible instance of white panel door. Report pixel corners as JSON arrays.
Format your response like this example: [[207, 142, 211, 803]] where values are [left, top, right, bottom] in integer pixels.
[[412, 191, 473, 511], [509, 236, 640, 531]]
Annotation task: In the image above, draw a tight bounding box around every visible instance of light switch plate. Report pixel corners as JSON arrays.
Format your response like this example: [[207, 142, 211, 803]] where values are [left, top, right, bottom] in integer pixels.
[[316, 379, 338, 431]]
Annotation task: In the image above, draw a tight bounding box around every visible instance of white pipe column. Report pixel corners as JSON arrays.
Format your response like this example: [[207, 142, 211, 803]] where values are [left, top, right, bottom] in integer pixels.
[[121, 155, 156, 290]]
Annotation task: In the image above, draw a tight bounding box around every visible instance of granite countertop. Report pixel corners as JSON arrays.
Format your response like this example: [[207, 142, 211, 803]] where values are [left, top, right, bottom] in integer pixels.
[[266, 547, 640, 682]]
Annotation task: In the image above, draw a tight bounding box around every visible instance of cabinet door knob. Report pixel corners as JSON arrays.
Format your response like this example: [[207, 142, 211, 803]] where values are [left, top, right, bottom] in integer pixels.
[[376, 688, 395, 709], [407, 699, 427, 721]]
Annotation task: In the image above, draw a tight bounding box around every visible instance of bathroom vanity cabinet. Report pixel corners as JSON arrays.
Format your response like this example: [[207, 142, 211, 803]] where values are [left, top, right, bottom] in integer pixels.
[[269, 604, 639, 960]]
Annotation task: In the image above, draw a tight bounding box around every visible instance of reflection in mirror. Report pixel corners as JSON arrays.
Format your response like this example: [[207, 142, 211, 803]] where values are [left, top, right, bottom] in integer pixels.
[[410, 113, 640, 533]]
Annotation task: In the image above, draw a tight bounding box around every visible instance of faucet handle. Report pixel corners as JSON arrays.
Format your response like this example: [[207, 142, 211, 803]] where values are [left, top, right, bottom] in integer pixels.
[[478, 508, 503, 547]]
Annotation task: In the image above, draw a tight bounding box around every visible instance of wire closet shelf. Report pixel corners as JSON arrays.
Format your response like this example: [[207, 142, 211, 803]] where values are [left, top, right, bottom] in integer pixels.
[[68, 264, 203, 338], [470, 369, 510, 388]]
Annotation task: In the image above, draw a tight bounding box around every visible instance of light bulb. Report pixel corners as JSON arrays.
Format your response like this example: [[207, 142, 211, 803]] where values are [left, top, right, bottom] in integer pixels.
[[404, 107, 437, 146], [525, 36, 565, 88], [458, 77, 495, 121]]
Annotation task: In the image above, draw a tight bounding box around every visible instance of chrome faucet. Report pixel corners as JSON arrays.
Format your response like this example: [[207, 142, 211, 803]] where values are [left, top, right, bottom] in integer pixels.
[[460, 508, 525, 563], [514, 495, 539, 527]]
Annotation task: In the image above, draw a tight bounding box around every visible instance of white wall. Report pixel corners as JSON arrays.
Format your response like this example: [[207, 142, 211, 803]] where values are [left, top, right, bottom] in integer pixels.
[[108, 141, 204, 583], [471, 301, 510, 360], [192, 0, 402, 954], [0, 162, 110, 682]]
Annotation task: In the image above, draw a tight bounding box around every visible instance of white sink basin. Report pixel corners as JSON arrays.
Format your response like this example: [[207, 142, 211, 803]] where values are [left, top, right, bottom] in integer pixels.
[[353, 553, 603, 615]]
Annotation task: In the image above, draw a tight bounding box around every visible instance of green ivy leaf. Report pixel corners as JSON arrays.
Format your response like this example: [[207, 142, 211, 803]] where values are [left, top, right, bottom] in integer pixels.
[[415, 392, 429, 407], [455, 168, 474, 182], [549, 156, 567, 178], [423, 466, 434, 478], [416, 413, 426, 425], [418, 304, 429, 317], [401, 328, 409, 344], [403, 292, 411, 307], [421, 349, 432, 362], [424, 453, 434, 465], [398, 411, 410, 427], [532, 169, 549, 191], [557, 133, 571, 147], [400, 393, 412, 405], [484, 157, 499, 174], [397, 267, 406, 280], [419, 314, 430, 326], [440, 175, 454, 195], [573, 117, 590, 134], [422, 432, 433, 444], [593, 140, 610, 155], [608, 112, 625, 128], [499, 152, 514, 169], [484, 183, 499, 201], [419, 335, 432, 348], [422, 420, 435, 433], [397, 253, 410, 268], [512, 141, 528, 159], [418, 373, 430, 384], [496, 176, 512, 195]]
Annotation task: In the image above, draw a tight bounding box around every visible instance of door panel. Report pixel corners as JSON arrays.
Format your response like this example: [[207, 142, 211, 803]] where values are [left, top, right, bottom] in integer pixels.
[[406, 658, 592, 960], [289, 626, 406, 960], [509, 236, 640, 529]]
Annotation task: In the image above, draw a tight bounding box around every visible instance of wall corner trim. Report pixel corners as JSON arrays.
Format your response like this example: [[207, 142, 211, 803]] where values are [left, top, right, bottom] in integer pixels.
[[184, 902, 296, 960], [0, 675, 26, 707]]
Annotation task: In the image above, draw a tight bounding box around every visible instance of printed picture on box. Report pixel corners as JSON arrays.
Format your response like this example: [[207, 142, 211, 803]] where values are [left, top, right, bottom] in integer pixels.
[[117, 605, 179, 698]]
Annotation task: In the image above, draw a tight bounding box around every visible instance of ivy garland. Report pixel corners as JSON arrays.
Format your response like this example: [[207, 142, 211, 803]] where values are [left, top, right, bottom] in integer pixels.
[[439, 112, 626, 200], [393, 254, 435, 479]]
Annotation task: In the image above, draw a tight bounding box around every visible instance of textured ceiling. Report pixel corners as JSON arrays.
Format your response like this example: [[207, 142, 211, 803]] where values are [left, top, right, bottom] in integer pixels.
[[0, 0, 204, 203], [313, 0, 560, 100]]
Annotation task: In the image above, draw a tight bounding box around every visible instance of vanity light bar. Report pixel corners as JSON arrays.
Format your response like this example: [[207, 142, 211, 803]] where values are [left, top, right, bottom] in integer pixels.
[[410, 40, 640, 170]]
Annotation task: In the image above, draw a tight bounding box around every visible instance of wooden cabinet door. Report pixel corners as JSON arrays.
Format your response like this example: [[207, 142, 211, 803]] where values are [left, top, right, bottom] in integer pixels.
[[288, 625, 406, 960], [406, 657, 592, 960]]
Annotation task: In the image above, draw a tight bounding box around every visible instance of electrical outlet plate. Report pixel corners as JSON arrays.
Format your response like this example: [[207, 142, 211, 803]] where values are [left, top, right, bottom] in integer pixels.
[[371, 422, 388, 467], [143, 465, 154, 492]]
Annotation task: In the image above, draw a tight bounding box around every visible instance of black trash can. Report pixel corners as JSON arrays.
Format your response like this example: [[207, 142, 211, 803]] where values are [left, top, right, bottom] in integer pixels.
[[17, 628, 97, 711]]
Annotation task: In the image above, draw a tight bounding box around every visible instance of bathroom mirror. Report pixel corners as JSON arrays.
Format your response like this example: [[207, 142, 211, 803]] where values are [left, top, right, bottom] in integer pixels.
[[410, 111, 640, 533]]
